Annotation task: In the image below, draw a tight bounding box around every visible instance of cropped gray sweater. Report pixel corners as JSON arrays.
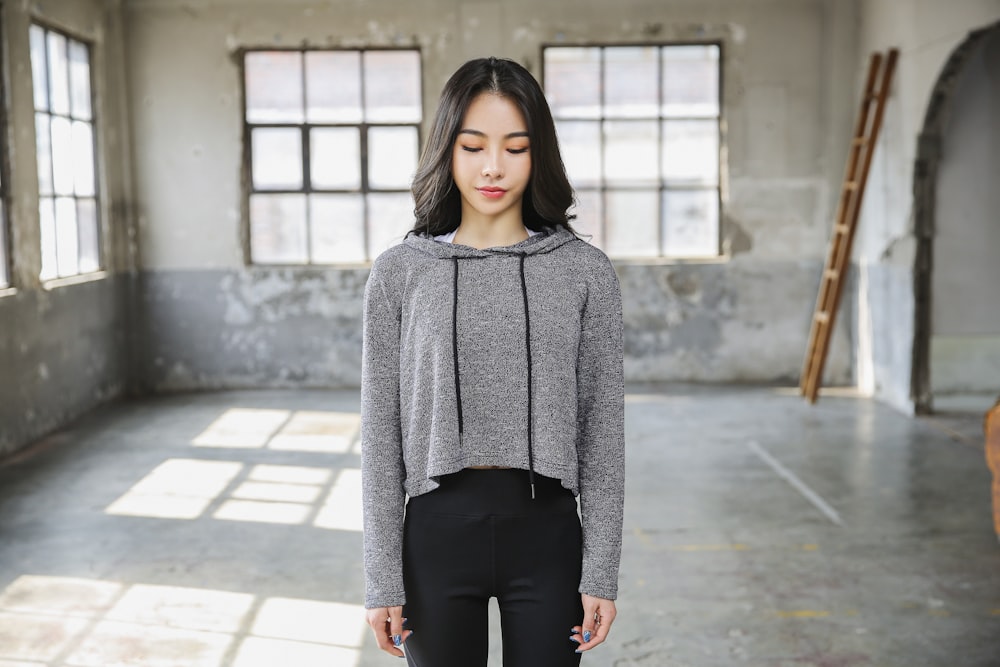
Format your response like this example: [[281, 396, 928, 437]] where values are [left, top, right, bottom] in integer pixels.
[[361, 226, 625, 609]]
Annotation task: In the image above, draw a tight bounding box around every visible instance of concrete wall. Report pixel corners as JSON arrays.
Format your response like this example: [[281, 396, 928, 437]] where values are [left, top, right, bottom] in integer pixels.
[[125, 0, 857, 391], [0, 0, 136, 456], [931, 25, 1000, 396], [854, 0, 1000, 412]]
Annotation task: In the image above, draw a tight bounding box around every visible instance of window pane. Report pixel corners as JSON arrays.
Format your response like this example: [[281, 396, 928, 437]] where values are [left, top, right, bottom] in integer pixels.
[[0, 209, 8, 287], [306, 51, 362, 123], [368, 126, 418, 189], [556, 121, 601, 187], [47, 32, 70, 116], [604, 46, 658, 118], [662, 189, 719, 257], [544, 47, 600, 119], [35, 113, 53, 195], [30, 25, 48, 110], [51, 116, 74, 196], [72, 121, 96, 196], [604, 190, 658, 258], [662, 120, 718, 186], [367, 193, 414, 257], [363, 51, 421, 123], [39, 197, 57, 280], [69, 39, 92, 120], [55, 196, 79, 277], [250, 194, 307, 263], [662, 45, 720, 118], [310, 128, 360, 190], [604, 120, 658, 186], [245, 52, 304, 123], [252, 128, 302, 190], [571, 189, 604, 250], [77, 198, 99, 273], [309, 194, 365, 263]]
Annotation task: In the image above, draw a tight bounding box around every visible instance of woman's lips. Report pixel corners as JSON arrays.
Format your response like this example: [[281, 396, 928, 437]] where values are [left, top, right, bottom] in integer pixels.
[[477, 187, 507, 199]]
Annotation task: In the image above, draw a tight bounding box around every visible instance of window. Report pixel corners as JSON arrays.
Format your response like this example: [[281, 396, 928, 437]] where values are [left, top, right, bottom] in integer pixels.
[[543, 44, 721, 258], [0, 99, 8, 289], [243, 49, 422, 265], [30, 24, 100, 281]]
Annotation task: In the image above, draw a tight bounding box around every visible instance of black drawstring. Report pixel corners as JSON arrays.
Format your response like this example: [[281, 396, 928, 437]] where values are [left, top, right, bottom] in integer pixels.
[[450, 253, 536, 500], [452, 258, 464, 439], [518, 253, 536, 500]]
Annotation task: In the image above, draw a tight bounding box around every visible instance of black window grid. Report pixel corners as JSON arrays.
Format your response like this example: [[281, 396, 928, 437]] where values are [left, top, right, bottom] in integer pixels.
[[541, 42, 723, 258]]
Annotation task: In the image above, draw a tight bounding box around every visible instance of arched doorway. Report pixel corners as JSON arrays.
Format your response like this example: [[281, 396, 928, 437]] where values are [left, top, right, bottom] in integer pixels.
[[911, 20, 1000, 414]]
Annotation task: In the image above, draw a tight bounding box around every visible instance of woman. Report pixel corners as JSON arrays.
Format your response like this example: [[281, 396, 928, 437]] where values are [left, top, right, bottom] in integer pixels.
[[361, 56, 624, 666]]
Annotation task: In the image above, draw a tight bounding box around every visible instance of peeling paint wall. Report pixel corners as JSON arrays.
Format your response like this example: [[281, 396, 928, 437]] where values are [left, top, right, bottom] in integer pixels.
[[125, 0, 859, 392], [854, 0, 1000, 413], [0, 0, 135, 456]]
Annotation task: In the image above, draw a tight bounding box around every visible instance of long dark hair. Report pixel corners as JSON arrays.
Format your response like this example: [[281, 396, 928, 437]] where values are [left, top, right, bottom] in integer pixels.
[[409, 57, 576, 236]]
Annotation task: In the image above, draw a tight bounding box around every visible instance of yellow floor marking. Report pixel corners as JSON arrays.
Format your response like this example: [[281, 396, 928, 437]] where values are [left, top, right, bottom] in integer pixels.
[[990, 609, 1000, 616], [802, 544, 819, 551], [775, 610, 830, 619], [928, 609, 951, 617]]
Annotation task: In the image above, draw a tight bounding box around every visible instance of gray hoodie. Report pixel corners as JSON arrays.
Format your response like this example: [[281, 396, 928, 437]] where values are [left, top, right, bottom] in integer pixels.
[[361, 226, 624, 609]]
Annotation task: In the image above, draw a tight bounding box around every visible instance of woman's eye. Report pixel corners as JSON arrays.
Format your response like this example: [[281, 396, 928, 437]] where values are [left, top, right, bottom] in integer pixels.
[[461, 146, 482, 153], [508, 147, 529, 154]]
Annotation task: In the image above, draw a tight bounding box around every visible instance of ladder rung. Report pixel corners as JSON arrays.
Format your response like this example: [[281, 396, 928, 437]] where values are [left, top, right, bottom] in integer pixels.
[[843, 181, 859, 190], [851, 137, 868, 146], [814, 312, 830, 324], [834, 224, 850, 234], [824, 269, 840, 280]]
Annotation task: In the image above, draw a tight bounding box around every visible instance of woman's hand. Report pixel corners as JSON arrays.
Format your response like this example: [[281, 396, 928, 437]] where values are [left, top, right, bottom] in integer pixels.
[[365, 605, 412, 657], [570, 594, 617, 652]]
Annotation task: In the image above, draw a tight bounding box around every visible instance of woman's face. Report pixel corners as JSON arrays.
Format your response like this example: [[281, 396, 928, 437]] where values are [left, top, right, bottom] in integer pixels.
[[451, 93, 532, 227]]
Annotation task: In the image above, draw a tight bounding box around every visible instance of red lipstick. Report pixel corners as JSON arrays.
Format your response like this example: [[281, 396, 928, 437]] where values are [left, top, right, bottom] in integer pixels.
[[477, 187, 506, 199]]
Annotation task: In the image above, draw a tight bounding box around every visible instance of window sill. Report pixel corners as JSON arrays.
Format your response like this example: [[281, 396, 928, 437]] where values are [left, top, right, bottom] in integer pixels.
[[42, 270, 109, 291]]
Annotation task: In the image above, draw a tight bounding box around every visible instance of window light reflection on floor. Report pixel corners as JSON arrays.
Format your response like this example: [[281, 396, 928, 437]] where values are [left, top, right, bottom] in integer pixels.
[[0, 575, 365, 667], [105, 459, 363, 532], [192, 408, 361, 454]]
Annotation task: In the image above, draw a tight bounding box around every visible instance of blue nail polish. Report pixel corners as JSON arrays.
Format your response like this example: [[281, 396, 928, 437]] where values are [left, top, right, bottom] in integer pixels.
[[570, 628, 579, 634], [393, 634, 402, 647], [569, 635, 579, 643], [583, 630, 592, 643]]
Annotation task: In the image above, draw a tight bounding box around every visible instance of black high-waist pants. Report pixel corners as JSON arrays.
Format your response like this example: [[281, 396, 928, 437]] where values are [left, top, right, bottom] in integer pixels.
[[401, 469, 584, 667]]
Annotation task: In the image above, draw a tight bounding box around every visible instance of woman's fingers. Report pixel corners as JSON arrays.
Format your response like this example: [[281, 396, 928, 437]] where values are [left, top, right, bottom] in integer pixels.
[[366, 606, 409, 656], [572, 595, 617, 652]]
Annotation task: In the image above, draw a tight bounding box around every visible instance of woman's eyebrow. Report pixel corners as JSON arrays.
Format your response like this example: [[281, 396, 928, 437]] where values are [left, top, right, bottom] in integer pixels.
[[458, 129, 530, 139]]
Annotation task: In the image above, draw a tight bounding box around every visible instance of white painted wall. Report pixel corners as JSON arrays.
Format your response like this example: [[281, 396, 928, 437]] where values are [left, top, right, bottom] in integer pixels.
[[854, 0, 1000, 412], [931, 26, 1000, 396]]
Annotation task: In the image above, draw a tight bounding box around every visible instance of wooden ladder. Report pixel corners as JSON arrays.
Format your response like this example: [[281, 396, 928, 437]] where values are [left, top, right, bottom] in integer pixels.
[[800, 48, 898, 403]]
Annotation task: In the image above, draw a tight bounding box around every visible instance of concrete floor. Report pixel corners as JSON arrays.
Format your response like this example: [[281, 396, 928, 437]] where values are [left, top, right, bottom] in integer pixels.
[[0, 385, 998, 667]]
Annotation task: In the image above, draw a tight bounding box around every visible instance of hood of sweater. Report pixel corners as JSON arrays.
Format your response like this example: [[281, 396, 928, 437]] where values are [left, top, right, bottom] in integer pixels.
[[402, 225, 578, 259]]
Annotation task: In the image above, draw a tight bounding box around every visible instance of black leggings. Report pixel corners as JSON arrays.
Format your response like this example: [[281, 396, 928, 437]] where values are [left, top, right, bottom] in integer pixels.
[[402, 468, 584, 667]]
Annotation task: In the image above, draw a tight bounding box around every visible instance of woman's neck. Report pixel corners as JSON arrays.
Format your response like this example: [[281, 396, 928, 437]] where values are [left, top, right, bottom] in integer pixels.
[[453, 217, 529, 249]]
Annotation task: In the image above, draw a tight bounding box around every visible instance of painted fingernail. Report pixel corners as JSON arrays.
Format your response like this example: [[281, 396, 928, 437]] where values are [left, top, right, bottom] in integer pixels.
[[393, 634, 402, 647], [570, 628, 579, 634], [569, 635, 580, 643], [583, 630, 592, 642]]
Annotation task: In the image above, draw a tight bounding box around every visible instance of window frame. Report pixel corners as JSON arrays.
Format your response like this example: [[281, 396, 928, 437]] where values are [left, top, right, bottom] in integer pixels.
[[30, 20, 102, 282], [240, 46, 423, 266], [540, 41, 724, 260], [0, 20, 11, 291]]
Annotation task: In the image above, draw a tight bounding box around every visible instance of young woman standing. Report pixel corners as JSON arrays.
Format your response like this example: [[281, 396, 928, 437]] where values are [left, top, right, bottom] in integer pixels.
[[362, 56, 625, 666]]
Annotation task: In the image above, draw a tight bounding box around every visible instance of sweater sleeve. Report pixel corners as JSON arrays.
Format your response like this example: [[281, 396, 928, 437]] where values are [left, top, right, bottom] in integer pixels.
[[361, 258, 407, 609], [576, 253, 625, 600]]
